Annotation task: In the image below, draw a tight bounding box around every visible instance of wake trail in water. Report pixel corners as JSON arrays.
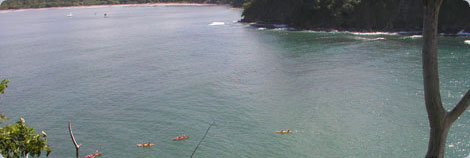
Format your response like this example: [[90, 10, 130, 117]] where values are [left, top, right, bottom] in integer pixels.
[[209, 22, 225, 26]]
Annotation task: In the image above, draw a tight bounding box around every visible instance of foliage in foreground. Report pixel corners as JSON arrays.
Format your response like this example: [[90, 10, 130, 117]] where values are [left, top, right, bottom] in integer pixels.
[[0, 79, 8, 94], [0, 79, 9, 124], [0, 118, 51, 158]]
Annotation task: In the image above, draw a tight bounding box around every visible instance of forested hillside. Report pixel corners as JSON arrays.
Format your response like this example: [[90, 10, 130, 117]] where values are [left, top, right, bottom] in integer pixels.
[[0, 0, 247, 9], [241, 0, 470, 33], [3, 0, 469, 33]]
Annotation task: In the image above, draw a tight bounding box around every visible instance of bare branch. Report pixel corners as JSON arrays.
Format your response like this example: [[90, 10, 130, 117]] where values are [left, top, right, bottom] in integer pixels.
[[447, 90, 470, 123], [68, 121, 79, 148], [68, 121, 80, 158]]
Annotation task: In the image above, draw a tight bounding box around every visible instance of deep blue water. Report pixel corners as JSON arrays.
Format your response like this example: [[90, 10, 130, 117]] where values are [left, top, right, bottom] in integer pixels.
[[0, 5, 470, 158]]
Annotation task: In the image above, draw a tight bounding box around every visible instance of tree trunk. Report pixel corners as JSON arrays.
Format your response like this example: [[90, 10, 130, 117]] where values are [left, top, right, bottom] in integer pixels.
[[422, 1, 444, 115], [422, 0, 470, 157], [422, 0, 447, 158], [68, 121, 81, 158], [76, 148, 80, 158], [425, 121, 450, 158]]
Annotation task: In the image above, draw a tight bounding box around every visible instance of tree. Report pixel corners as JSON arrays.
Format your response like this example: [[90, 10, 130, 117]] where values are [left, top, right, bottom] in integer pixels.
[[0, 79, 8, 94], [421, 0, 470, 158], [0, 79, 9, 124], [0, 118, 51, 158]]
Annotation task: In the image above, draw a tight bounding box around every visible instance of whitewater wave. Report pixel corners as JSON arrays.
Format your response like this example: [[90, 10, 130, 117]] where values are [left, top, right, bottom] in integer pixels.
[[209, 22, 225, 26], [465, 40, 470, 45], [354, 37, 386, 41], [401, 35, 422, 39], [350, 32, 398, 36], [305, 30, 327, 33]]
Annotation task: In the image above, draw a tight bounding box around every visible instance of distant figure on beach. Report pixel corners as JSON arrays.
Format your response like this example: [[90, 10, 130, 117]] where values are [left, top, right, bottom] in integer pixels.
[[104, 13, 107, 17]]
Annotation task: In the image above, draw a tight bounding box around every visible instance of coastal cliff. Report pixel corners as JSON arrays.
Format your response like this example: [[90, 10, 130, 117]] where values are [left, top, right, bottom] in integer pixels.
[[241, 0, 470, 33]]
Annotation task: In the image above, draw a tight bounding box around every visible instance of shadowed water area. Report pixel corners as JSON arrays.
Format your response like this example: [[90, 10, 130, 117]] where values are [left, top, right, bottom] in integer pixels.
[[1, 5, 470, 158]]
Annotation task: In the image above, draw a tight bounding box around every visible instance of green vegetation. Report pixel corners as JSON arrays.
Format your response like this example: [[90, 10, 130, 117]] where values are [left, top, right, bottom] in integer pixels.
[[241, 0, 470, 33], [0, 0, 248, 9], [0, 79, 8, 94], [0, 118, 51, 158], [0, 79, 8, 124], [0, 80, 51, 158], [0, 114, 7, 124]]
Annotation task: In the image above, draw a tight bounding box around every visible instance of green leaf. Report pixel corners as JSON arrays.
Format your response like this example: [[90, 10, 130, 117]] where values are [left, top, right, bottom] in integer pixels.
[[0, 79, 9, 94], [0, 118, 51, 157]]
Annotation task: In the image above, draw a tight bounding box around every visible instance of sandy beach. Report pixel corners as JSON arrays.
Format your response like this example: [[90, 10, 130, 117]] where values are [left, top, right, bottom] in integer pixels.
[[0, 2, 217, 13]]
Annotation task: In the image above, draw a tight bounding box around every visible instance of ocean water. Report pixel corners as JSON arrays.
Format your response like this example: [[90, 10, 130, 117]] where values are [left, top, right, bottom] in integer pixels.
[[0, 5, 470, 158]]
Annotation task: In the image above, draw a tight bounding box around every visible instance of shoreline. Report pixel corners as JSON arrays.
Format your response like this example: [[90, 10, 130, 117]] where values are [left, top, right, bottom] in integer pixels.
[[243, 22, 470, 36], [0, 2, 218, 12]]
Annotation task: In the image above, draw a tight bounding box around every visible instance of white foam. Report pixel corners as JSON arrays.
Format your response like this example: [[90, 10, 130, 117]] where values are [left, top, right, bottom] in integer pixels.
[[351, 32, 398, 36], [257, 28, 266, 30], [354, 37, 386, 41], [209, 22, 225, 26], [465, 40, 470, 45], [305, 30, 327, 33], [401, 35, 422, 39]]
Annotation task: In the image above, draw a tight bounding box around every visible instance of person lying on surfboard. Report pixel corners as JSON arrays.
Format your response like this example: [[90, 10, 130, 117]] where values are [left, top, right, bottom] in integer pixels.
[[276, 130, 292, 133], [85, 150, 102, 158], [137, 142, 154, 147], [173, 135, 189, 141]]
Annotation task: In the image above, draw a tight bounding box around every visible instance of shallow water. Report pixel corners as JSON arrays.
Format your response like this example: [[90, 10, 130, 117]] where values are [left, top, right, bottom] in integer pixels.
[[0, 5, 470, 158]]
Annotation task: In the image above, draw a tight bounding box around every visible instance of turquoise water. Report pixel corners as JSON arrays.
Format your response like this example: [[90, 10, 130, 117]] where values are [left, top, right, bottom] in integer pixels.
[[1, 5, 470, 158]]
